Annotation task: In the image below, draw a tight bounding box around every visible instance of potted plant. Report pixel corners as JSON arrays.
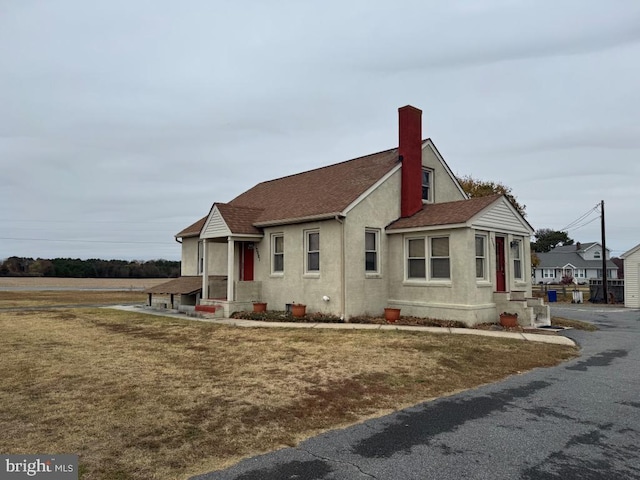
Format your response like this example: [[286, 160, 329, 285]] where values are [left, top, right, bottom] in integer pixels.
[[291, 303, 307, 318], [499, 312, 518, 328], [384, 307, 401, 323], [252, 301, 267, 313]]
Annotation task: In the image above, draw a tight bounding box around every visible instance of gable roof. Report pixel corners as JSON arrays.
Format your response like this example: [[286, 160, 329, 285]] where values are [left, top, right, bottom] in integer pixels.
[[230, 146, 400, 226], [535, 250, 618, 269], [176, 216, 206, 238], [387, 195, 500, 230], [550, 242, 603, 254], [621, 243, 640, 259]]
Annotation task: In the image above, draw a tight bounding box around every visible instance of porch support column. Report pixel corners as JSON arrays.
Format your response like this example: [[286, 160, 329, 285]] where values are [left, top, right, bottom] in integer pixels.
[[201, 239, 208, 300], [227, 238, 235, 302]]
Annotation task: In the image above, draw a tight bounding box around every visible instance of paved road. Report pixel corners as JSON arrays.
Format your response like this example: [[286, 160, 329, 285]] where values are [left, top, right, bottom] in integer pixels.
[[191, 305, 640, 480]]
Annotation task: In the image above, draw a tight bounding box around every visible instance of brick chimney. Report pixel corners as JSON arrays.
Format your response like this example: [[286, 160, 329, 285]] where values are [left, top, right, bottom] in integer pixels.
[[399, 105, 423, 218]]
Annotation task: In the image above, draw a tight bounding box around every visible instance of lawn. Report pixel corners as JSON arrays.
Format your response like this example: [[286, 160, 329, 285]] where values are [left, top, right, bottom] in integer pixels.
[[0, 305, 578, 480], [0, 290, 147, 308]]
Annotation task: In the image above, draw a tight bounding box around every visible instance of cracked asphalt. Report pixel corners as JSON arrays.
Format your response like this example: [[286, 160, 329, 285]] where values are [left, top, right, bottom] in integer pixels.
[[191, 305, 640, 480]]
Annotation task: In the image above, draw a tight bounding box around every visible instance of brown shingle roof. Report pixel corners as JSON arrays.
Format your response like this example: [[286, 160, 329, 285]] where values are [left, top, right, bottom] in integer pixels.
[[387, 194, 502, 230], [216, 204, 263, 235], [228, 147, 399, 224], [175, 216, 206, 238], [145, 276, 203, 294]]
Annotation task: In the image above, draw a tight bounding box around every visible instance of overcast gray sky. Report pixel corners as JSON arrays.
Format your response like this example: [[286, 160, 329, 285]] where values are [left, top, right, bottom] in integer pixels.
[[1, 0, 639, 261]]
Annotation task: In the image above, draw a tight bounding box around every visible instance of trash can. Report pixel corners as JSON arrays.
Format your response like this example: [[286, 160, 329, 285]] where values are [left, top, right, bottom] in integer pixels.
[[547, 290, 557, 303], [572, 291, 583, 304]]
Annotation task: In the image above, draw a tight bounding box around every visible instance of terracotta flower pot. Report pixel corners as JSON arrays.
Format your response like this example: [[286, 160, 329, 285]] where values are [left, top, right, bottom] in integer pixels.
[[499, 313, 518, 328], [384, 307, 401, 323], [291, 304, 306, 318], [253, 302, 267, 313]]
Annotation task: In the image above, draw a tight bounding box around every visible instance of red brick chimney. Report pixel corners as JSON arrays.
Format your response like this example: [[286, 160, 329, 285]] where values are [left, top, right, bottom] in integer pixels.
[[399, 105, 423, 218]]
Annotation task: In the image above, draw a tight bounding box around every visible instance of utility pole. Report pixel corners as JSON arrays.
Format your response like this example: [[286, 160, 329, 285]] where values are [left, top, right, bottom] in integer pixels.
[[601, 200, 608, 304]]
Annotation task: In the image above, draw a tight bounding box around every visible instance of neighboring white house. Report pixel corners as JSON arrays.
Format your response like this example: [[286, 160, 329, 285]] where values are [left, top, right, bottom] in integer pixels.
[[621, 243, 640, 308], [533, 242, 619, 284], [154, 106, 544, 326]]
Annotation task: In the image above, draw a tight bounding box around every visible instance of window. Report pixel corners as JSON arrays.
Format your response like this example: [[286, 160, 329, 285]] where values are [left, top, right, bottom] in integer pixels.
[[594, 251, 601, 259], [272, 234, 284, 273], [512, 239, 523, 280], [197, 241, 204, 274], [475, 235, 486, 279], [431, 237, 450, 279], [543, 269, 554, 278], [306, 230, 320, 272], [365, 229, 379, 273], [421, 169, 433, 202], [407, 238, 426, 279]]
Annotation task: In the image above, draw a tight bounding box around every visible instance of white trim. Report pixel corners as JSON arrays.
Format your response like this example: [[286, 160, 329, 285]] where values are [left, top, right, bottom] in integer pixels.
[[304, 229, 320, 274], [271, 233, 284, 275], [365, 228, 381, 275], [254, 212, 342, 227]]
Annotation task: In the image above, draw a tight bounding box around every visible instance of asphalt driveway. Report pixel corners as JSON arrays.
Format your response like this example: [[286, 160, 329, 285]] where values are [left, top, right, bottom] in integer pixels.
[[192, 305, 640, 480]]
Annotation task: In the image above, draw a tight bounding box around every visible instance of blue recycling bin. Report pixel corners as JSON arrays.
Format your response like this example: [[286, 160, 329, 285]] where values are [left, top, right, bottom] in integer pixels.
[[547, 290, 557, 303]]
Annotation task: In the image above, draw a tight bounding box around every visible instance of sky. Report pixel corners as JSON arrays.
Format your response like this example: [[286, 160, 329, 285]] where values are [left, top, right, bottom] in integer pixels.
[[1, 0, 640, 261]]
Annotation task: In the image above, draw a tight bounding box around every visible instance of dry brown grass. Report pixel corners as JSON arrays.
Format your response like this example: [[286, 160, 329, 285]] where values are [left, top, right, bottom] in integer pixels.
[[0, 308, 578, 480], [0, 291, 147, 308], [0, 277, 168, 289], [551, 316, 599, 331]]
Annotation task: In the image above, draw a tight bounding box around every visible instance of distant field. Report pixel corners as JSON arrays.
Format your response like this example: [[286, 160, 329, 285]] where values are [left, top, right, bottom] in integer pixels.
[[0, 277, 169, 290]]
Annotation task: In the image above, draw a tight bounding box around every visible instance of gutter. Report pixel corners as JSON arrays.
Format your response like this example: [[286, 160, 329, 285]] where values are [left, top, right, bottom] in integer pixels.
[[335, 215, 346, 321]]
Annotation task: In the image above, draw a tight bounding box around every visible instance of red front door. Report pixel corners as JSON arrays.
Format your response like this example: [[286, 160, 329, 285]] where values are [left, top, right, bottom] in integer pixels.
[[241, 242, 254, 281], [495, 236, 506, 292]]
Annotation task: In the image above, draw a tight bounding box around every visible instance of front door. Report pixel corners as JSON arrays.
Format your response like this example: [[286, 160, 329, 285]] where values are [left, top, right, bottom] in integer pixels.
[[240, 242, 254, 281], [495, 236, 506, 292]]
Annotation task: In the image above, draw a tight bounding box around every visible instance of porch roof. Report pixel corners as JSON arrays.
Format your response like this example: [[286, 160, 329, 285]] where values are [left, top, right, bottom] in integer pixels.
[[145, 276, 204, 295]]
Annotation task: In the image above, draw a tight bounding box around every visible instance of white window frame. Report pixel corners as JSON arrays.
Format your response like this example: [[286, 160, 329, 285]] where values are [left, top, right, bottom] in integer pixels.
[[365, 229, 380, 275], [406, 237, 426, 280], [475, 234, 487, 280], [197, 240, 204, 275], [430, 236, 450, 280], [405, 235, 451, 282], [305, 230, 320, 274], [271, 233, 284, 275], [543, 269, 554, 278], [421, 168, 434, 203], [512, 239, 523, 280]]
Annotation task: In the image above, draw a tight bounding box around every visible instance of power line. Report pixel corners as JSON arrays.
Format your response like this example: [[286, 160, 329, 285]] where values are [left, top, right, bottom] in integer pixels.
[[0, 237, 173, 245], [560, 203, 600, 232]]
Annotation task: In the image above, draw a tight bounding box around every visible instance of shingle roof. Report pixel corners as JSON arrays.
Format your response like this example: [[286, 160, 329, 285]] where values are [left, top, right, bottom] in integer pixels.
[[175, 216, 206, 238], [216, 204, 263, 235], [145, 276, 204, 294], [535, 251, 617, 270], [387, 194, 501, 230], [228, 147, 400, 225]]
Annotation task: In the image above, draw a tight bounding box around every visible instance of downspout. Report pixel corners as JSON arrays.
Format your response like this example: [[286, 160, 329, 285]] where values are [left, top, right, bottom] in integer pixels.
[[335, 215, 346, 321], [174, 237, 182, 244]]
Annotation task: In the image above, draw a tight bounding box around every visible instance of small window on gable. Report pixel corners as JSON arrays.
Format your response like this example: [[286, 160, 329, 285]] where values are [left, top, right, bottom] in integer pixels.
[[594, 251, 601, 259], [422, 168, 433, 202], [365, 229, 379, 273]]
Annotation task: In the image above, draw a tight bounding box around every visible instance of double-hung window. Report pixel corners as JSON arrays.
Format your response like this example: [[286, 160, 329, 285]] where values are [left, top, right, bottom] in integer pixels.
[[430, 237, 450, 279], [475, 235, 486, 279], [407, 238, 426, 279], [306, 230, 320, 273], [421, 168, 433, 202], [365, 229, 379, 273], [513, 240, 523, 280], [272, 234, 284, 273]]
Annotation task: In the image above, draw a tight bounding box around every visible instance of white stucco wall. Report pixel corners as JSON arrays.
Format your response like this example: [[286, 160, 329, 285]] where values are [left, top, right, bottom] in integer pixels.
[[423, 144, 467, 203], [181, 237, 228, 276]]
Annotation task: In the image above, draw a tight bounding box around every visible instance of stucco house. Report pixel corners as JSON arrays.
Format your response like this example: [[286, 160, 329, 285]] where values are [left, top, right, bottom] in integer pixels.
[[533, 242, 619, 284], [156, 106, 545, 326], [621, 244, 640, 308]]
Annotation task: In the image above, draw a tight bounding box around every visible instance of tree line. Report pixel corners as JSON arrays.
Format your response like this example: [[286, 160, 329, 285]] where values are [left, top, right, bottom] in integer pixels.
[[0, 257, 180, 278]]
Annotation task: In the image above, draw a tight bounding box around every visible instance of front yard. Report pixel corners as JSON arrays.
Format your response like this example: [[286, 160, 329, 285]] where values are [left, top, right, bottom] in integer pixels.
[[0, 307, 577, 479]]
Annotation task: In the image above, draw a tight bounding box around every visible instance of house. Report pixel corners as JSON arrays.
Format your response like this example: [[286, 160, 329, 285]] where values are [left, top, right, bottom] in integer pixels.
[[156, 106, 544, 326], [533, 242, 619, 284], [621, 244, 640, 308]]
